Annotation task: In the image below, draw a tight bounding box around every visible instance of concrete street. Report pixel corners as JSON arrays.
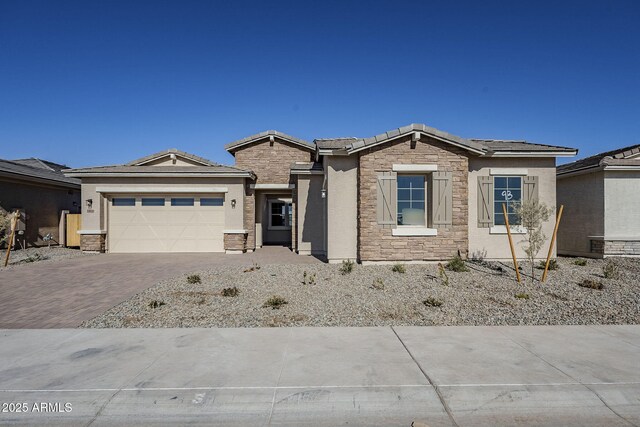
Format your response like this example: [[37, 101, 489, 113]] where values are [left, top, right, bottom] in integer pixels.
[[0, 325, 638, 426]]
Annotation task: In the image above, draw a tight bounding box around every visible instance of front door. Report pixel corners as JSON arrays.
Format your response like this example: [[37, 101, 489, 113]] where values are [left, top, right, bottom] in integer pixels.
[[264, 198, 292, 245]]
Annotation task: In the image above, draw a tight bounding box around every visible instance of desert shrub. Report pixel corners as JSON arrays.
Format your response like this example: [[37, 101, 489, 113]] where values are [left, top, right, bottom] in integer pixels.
[[339, 259, 354, 275], [243, 262, 261, 273], [437, 263, 449, 286], [22, 253, 48, 263], [187, 274, 201, 284], [391, 263, 406, 273], [371, 278, 384, 290], [578, 279, 604, 290], [263, 295, 288, 309], [423, 297, 443, 307], [302, 271, 317, 285], [148, 300, 166, 309], [536, 259, 559, 270], [221, 287, 239, 297], [602, 261, 619, 279], [574, 258, 587, 266], [515, 293, 530, 299], [445, 254, 468, 272]]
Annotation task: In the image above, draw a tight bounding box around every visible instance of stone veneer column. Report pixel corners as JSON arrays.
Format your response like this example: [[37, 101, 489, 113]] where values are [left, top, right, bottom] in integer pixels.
[[244, 184, 256, 251], [80, 234, 106, 252]]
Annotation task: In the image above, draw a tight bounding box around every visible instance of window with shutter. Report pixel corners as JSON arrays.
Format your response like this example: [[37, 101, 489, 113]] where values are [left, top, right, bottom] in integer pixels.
[[477, 176, 493, 228], [376, 171, 397, 227], [432, 171, 452, 227]]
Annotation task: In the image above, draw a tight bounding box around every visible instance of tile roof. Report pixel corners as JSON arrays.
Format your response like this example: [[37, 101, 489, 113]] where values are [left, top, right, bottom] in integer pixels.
[[225, 130, 315, 153], [290, 162, 323, 172], [11, 158, 69, 172], [315, 137, 358, 150], [472, 139, 577, 153], [126, 148, 218, 166], [0, 158, 80, 186], [557, 144, 640, 174], [64, 165, 252, 175]]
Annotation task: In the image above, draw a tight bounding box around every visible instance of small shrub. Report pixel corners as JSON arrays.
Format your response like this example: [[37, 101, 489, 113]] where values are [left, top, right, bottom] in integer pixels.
[[23, 253, 48, 263], [391, 263, 406, 273], [221, 287, 239, 297], [148, 300, 165, 309], [574, 258, 587, 266], [263, 295, 288, 309], [187, 274, 201, 284], [578, 279, 604, 290], [537, 259, 559, 270], [437, 263, 449, 286], [423, 297, 443, 307], [445, 254, 468, 272], [515, 293, 530, 299], [243, 262, 261, 273], [339, 259, 354, 275], [196, 297, 206, 305], [371, 278, 384, 290], [302, 271, 317, 285], [309, 273, 316, 285], [602, 261, 619, 279]]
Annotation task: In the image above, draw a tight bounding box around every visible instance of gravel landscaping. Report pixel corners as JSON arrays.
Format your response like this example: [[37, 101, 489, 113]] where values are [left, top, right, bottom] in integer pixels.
[[0, 246, 94, 270], [82, 256, 640, 328]]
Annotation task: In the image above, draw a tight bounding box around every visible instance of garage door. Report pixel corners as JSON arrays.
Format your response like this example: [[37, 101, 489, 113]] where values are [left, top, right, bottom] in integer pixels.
[[108, 195, 225, 253]]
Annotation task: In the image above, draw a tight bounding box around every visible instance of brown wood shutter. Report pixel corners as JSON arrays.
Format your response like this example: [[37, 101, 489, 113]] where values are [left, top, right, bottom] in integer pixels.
[[432, 171, 453, 227], [523, 176, 539, 202], [477, 176, 493, 228], [376, 171, 397, 227]]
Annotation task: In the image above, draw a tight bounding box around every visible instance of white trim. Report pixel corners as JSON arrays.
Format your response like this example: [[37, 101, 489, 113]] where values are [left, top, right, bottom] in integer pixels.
[[318, 149, 348, 156], [77, 230, 106, 235], [490, 225, 527, 235], [96, 186, 228, 193], [489, 168, 528, 176], [290, 170, 324, 175], [392, 164, 438, 172], [588, 236, 640, 241], [224, 229, 248, 234], [486, 151, 577, 158], [392, 227, 438, 236], [250, 184, 295, 190], [225, 250, 244, 254]]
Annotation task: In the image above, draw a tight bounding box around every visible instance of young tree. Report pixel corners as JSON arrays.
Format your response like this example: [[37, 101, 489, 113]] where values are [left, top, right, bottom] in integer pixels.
[[0, 208, 13, 247], [514, 199, 554, 284]]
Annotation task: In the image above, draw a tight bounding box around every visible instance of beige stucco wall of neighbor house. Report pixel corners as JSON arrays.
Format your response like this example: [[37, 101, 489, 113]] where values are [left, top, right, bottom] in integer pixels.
[[296, 174, 325, 256], [325, 155, 358, 262], [358, 134, 469, 262], [0, 178, 80, 247], [468, 157, 557, 260], [556, 171, 605, 257], [79, 176, 246, 251], [604, 170, 640, 239]]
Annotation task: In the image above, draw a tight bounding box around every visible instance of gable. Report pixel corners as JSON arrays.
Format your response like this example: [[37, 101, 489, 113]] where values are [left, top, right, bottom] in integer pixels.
[[126, 149, 216, 167]]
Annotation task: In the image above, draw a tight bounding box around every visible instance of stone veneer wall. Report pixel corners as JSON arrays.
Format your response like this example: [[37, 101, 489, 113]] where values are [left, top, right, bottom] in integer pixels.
[[243, 185, 256, 250], [224, 232, 247, 252], [358, 134, 469, 261], [234, 139, 313, 184], [592, 239, 640, 256], [80, 234, 105, 252]]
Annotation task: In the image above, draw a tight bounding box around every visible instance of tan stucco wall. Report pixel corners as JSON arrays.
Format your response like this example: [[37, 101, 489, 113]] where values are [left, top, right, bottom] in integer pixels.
[[326, 156, 358, 262], [80, 177, 246, 242], [604, 170, 640, 238], [296, 174, 325, 255], [0, 177, 80, 246], [468, 157, 557, 260], [233, 138, 313, 184], [556, 171, 605, 257]]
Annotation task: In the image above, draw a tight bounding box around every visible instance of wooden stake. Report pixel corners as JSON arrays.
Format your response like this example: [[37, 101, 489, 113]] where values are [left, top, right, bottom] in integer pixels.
[[542, 205, 564, 283], [502, 203, 521, 283], [3, 210, 19, 268]]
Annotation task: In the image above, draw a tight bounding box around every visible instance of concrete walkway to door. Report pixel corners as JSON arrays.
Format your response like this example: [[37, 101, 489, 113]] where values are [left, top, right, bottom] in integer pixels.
[[0, 247, 319, 329]]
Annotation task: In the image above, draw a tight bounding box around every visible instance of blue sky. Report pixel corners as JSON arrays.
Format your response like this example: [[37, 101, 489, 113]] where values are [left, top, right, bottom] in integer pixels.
[[1, 0, 639, 167]]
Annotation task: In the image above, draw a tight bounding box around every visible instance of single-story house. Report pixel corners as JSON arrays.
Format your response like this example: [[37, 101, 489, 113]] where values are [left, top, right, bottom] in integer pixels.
[[65, 124, 577, 262], [557, 144, 640, 258], [0, 158, 81, 247]]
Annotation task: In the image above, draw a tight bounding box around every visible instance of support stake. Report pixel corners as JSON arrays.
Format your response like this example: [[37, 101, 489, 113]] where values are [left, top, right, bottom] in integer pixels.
[[3, 210, 19, 267], [502, 203, 521, 283], [542, 205, 564, 283]]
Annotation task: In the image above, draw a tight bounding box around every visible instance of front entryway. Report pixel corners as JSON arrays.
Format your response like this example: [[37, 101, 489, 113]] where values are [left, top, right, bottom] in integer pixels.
[[264, 197, 292, 245]]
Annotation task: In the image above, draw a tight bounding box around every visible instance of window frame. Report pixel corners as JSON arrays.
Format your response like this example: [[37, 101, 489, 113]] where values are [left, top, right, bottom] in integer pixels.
[[200, 197, 224, 207], [170, 197, 195, 207], [268, 199, 292, 230], [396, 174, 427, 227], [493, 176, 522, 226], [141, 197, 166, 206], [112, 197, 136, 207]]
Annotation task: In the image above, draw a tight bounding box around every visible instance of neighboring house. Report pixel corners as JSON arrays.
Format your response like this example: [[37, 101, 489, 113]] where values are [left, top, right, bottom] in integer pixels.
[[0, 158, 81, 247], [65, 124, 577, 261], [557, 144, 640, 258]]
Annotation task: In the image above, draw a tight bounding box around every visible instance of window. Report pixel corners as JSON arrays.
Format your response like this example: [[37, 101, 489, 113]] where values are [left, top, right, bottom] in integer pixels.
[[141, 198, 165, 206], [171, 198, 194, 206], [494, 176, 522, 225], [112, 198, 135, 206], [269, 200, 292, 229], [201, 198, 223, 206], [397, 175, 425, 226]]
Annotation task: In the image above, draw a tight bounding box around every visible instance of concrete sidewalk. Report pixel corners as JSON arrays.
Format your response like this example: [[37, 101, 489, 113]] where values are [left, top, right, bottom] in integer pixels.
[[0, 326, 638, 426]]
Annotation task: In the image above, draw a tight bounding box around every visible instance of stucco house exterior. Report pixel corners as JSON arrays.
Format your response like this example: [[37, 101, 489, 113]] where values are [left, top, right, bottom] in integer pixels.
[[65, 124, 576, 261], [557, 144, 640, 258], [1, 158, 81, 247]]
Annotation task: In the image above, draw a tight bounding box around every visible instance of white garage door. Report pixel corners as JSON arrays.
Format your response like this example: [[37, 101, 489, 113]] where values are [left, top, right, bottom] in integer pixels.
[[108, 195, 225, 253]]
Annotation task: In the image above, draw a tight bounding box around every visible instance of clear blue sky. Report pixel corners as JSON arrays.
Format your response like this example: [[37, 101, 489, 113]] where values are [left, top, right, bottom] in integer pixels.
[[1, 0, 639, 167]]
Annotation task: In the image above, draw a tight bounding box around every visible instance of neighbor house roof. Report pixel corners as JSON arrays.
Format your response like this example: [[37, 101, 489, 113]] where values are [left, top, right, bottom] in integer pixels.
[[315, 137, 359, 150], [557, 144, 640, 175], [126, 148, 218, 166], [0, 158, 80, 187], [290, 162, 323, 174], [11, 158, 69, 172], [225, 130, 316, 154], [471, 139, 577, 154]]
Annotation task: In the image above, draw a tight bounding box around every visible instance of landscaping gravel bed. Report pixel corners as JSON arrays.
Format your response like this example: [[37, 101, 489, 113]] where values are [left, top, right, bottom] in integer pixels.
[[81, 257, 640, 328], [0, 246, 94, 270]]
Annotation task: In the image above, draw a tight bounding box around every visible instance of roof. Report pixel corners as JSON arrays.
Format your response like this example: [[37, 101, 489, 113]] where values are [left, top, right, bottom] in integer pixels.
[[557, 144, 640, 175], [290, 162, 323, 174], [471, 139, 577, 153], [126, 148, 217, 166], [64, 165, 253, 176], [225, 130, 316, 153], [0, 158, 80, 187], [315, 137, 358, 150], [11, 158, 69, 172]]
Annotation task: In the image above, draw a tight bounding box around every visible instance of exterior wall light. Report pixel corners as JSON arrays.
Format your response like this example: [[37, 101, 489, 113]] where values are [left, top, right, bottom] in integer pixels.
[[231, 199, 236, 208], [86, 198, 93, 208]]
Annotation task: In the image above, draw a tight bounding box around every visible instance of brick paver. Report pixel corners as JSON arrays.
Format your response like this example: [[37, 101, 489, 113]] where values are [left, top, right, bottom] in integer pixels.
[[0, 247, 319, 328]]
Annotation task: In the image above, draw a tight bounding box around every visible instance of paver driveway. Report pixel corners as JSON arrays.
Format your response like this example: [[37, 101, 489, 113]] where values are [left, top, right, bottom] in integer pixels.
[[0, 247, 319, 328]]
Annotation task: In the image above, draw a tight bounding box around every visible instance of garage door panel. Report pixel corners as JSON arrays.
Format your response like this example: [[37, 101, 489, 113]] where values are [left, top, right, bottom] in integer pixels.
[[108, 196, 225, 253]]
